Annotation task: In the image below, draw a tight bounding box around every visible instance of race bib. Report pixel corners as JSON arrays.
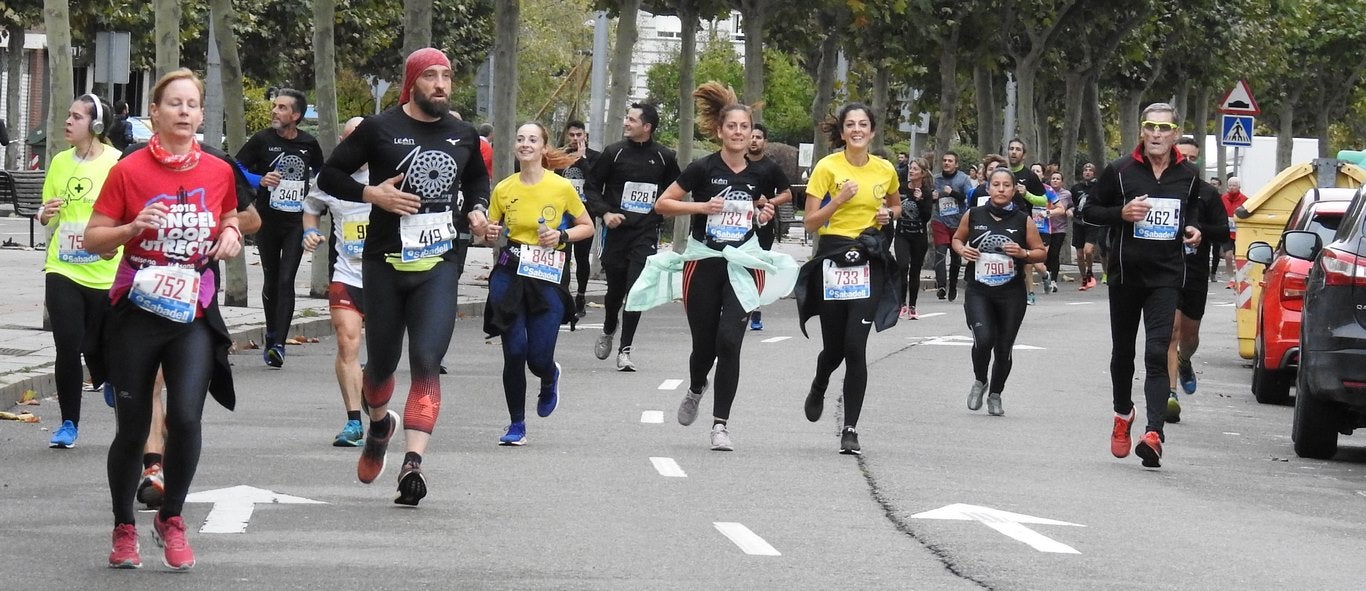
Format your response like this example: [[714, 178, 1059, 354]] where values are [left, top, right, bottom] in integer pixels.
[[1133, 197, 1180, 240], [938, 197, 960, 217], [130, 266, 201, 323], [569, 178, 587, 203], [822, 260, 871, 301], [620, 181, 658, 214], [974, 253, 1015, 287], [338, 213, 368, 259], [976, 195, 991, 207], [516, 245, 565, 283], [399, 212, 455, 262], [269, 179, 307, 212], [1227, 215, 1237, 234], [56, 222, 100, 264], [1032, 206, 1050, 234], [705, 200, 754, 244]]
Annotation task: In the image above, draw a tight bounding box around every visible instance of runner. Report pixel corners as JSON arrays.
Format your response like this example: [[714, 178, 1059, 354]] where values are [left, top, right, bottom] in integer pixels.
[[1007, 140, 1049, 304], [555, 120, 600, 319], [795, 102, 901, 455], [302, 116, 370, 446], [1043, 172, 1072, 292], [895, 157, 933, 319], [930, 151, 973, 302], [952, 168, 1047, 416], [583, 103, 680, 371], [629, 82, 798, 451], [1070, 163, 1100, 290], [1081, 103, 1203, 468], [235, 88, 323, 367], [744, 122, 793, 330], [86, 69, 245, 570], [481, 122, 593, 446], [317, 48, 491, 506], [39, 93, 120, 448], [1165, 137, 1229, 421], [1218, 177, 1247, 289]]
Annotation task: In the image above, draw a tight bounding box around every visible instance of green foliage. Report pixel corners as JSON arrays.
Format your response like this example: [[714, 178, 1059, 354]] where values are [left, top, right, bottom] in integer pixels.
[[760, 48, 816, 145], [644, 36, 745, 147], [241, 79, 274, 132]]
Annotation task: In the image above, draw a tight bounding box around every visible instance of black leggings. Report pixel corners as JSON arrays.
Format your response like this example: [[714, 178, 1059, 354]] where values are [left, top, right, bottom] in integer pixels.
[[1045, 233, 1068, 282], [106, 308, 214, 524], [360, 259, 460, 434], [683, 259, 756, 421], [566, 232, 593, 296], [46, 273, 110, 426], [964, 286, 1028, 394], [812, 263, 881, 429], [1108, 284, 1179, 435], [893, 232, 930, 307], [934, 244, 962, 293], [256, 221, 305, 347], [602, 257, 645, 350]]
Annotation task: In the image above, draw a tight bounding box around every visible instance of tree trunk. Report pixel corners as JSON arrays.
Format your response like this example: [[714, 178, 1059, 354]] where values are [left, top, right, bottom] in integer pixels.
[[1172, 79, 1189, 127], [5, 24, 23, 170], [739, 0, 766, 123], [1083, 76, 1106, 167], [154, 0, 180, 79], [870, 63, 889, 154], [1118, 90, 1142, 154], [607, 0, 643, 142], [810, 21, 840, 161], [43, 0, 73, 164], [491, 0, 519, 181], [933, 25, 960, 158], [1315, 107, 1330, 159], [974, 65, 996, 157], [672, 3, 699, 254], [1191, 87, 1211, 172], [1058, 71, 1084, 181], [402, 0, 434, 56], [212, 0, 249, 306], [1275, 92, 1298, 172], [1014, 56, 1042, 157], [310, 0, 340, 299]]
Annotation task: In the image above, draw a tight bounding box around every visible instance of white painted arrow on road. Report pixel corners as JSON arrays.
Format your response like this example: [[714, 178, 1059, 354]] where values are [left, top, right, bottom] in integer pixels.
[[185, 485, 326, 533], [912, 503, 1084, 554]]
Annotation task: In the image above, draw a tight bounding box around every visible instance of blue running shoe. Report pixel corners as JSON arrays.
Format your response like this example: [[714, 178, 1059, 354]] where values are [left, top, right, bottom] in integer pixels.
[[1178, 358, 1197, 395], [265, 344, 285, 368], [49, 420, 78, 448], [103, 382, 115, 408], [499, 421, 527, 446], [333, 419, 364, 447], [750, 311, 763, 331], [537, 363, 560, 418]]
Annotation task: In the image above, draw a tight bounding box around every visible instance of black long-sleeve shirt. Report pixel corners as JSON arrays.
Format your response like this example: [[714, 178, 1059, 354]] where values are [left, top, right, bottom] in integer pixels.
[[583, 138, 679, 257]]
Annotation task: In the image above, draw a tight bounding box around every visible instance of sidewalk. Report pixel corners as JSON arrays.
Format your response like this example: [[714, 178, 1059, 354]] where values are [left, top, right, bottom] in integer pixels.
[[4, 234, 900, 409]]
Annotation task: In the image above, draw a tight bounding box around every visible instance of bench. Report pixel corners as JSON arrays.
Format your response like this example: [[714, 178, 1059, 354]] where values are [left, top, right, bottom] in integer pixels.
[[1, 170, 47, 247]]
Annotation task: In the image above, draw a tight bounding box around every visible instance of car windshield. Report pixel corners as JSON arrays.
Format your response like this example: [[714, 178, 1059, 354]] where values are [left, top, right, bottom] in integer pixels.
[[1307, 213, 1342, 244]]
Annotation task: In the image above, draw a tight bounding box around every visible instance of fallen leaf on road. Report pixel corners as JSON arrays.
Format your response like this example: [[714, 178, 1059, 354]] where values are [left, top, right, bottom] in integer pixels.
[[0, 411, 39, 423], [19, 390, 39, 404]]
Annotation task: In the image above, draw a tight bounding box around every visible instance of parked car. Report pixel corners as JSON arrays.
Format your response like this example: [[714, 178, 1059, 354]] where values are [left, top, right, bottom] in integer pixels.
[[1245, 188, 1355, 404], [1281, 186, 1366, 459]]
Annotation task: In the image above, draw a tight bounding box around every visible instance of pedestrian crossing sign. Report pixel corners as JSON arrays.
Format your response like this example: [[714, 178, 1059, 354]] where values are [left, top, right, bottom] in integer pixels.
[[1221, 114, 1253, 148]]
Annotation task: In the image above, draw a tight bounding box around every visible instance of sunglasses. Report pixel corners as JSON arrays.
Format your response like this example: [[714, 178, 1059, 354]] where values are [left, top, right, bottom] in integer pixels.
[[1141, 120, 1179, 133]]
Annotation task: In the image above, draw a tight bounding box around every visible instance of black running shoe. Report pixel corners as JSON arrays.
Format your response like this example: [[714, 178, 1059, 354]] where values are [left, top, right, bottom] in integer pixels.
[[804, 380, 827, 423], [394, 461, 427, 506], [839, 426, 861, 455]]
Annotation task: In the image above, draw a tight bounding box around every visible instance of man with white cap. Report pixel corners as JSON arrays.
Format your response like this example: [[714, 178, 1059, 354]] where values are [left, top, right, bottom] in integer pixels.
[[317, 48, 491, 506]]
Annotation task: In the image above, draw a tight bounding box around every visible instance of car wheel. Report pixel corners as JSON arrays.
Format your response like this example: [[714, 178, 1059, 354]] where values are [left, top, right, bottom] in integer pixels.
[[1292, 360, 1338, 459], [1252, 349, 1292, 405]]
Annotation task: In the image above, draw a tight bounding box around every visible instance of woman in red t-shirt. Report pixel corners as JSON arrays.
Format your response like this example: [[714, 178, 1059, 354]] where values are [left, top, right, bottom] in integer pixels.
[[85, 69, 242, 572]]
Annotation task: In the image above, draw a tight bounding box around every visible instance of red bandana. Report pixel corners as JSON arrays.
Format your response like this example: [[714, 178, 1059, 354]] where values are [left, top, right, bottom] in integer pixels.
[[147, 133, 203, 171]]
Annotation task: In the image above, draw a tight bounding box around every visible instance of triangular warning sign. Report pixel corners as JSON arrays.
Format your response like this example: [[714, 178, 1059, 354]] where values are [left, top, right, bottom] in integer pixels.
[[1218, 80, 1260, 115]]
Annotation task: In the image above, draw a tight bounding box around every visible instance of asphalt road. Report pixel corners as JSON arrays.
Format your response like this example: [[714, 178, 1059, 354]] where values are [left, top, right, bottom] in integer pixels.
[[4, 283, 1366, 590]]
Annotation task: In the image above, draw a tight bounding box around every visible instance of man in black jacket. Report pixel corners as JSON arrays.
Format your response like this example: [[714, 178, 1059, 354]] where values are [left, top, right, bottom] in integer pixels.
[[1082, 103, 1203, 469], [583, 103, 680, 372]]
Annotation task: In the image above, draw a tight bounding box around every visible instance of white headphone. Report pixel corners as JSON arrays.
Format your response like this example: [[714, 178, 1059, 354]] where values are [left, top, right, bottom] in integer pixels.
[[85, 93, 105, 135]]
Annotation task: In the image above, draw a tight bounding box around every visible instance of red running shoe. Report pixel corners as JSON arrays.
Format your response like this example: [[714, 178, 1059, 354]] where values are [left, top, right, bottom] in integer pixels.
[[152, 514, 195, 570], [108, 523, 141, 569], [357, 409, 399, 484], [1111, 409, 1134, 458], [1136, 431, 1163, 468]]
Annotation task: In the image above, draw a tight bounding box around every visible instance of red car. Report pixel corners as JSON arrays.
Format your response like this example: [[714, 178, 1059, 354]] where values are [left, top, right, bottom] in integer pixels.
[[1245, 188, 1354, 404]]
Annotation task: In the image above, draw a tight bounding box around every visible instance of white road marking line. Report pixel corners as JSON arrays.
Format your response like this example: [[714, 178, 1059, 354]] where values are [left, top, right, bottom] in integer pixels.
[[1066, 302, 1094, 306], [761, 336, 791, 343], [658, 379, 684, 390], [650, 457, 686, 478], [1223, 432, 1241, 436], [641, 410, 664, 424], [915, 312, 947, 318], [713, 522, 781, 556]]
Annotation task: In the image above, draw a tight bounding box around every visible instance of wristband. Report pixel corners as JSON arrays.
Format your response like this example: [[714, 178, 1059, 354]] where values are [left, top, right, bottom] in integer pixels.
[[559, 229, 569, 245], [303, 227, 323, 240]]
